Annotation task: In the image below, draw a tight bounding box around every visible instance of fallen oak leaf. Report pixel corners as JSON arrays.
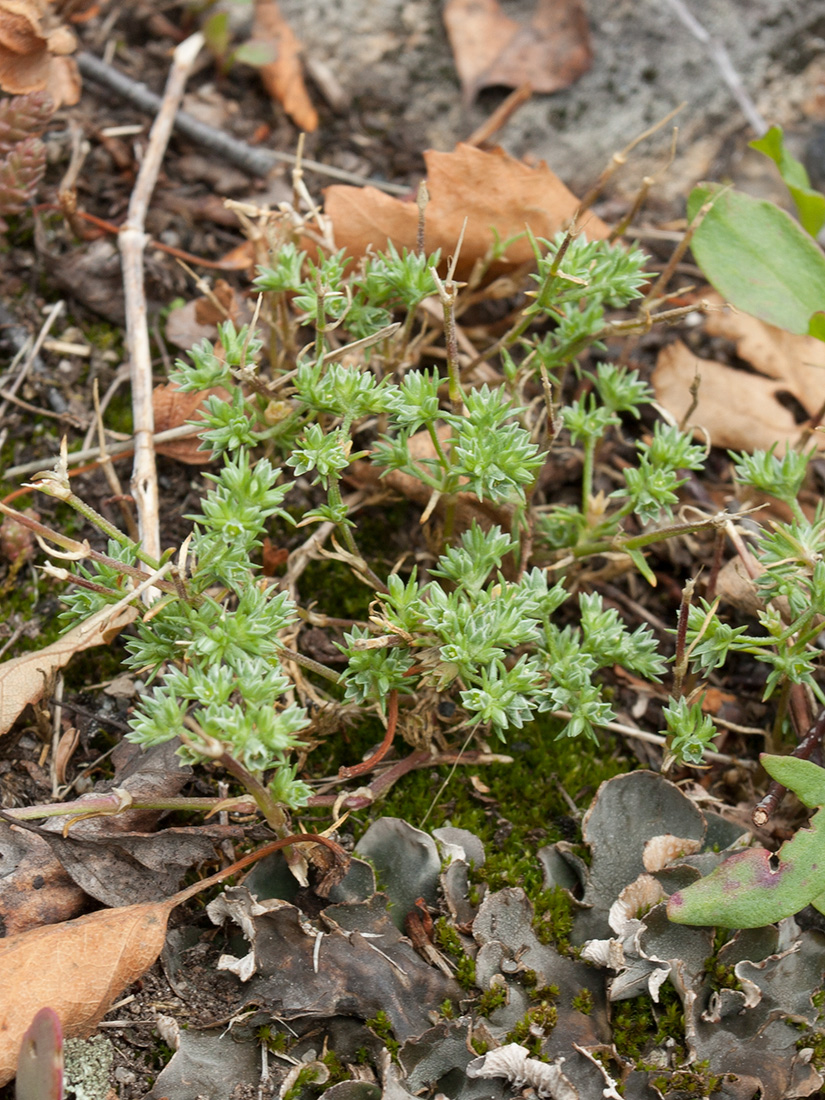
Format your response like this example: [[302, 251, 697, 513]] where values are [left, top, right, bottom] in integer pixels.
[[0, 601, 138, 738], [0, 832, 347, 1086], [651, 339, 806, 454], [323, 142, 609, 281], [251, 0, 317, 132], [444, 0, 591, 105], [652, 293, 825, 454]]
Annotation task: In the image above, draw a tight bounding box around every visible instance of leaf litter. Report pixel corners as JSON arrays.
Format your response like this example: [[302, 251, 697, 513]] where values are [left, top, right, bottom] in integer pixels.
[[652, 292, 825, 454], [3, 5, 825, 1100], [11, 799, 811, 1100], [443, 0, 591, 106], [323, 143, 609, 279]]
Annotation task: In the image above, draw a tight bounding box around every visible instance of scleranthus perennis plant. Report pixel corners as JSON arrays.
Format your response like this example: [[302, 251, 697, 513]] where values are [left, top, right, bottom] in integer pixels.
[[54, 446, 312, 829], [20, 220, 735, 843]]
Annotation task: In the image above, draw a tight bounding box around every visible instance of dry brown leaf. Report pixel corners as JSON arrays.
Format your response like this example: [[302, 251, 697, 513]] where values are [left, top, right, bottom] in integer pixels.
[[444, 0, 591, 104], [0, 821, 86, 937], [0, 603, 137, 738], [704, 295, 825, 410], [652, 341, 802, 453], [325, 143, 609, 280], [0, 896, 173, 1085], [252, 0, 317, 132], [152, 382, 231, 464], [0, 833, 341, 1085], [0, 0, 80, 106], [652, 294, 825, 454]]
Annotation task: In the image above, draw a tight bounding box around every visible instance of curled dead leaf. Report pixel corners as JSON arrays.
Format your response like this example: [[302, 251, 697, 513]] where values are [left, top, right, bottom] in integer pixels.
[[653, 293, 825, 454], [444, 0, 591, 104], [153, 382, 231, 464], [252, 0, 317, 132], [0, 0, 80, 106], [0, 602, 137, 738], [324, 143, 609, 280]]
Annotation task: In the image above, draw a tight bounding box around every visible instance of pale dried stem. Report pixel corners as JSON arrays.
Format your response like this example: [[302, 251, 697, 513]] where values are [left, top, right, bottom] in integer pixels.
[[0, 300, 64, 453], [120, 32, 204, 585], [5, 424, 202, 481], [92, 378, 138, 542]]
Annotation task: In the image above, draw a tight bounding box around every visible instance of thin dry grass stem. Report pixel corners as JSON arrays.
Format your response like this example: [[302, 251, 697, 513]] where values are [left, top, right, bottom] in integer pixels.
[[671, 575, 697, 699], [0, 300, 64, 454], [677, 367, 702, 433], [642, 192, 719, 306], [548, 709, 756, 768], [92, 378, 138, 543], [465, 82, 533, 147], [120, 32, 205, 591], [610, 128, 679, 244], [0, 387, 82, 428], [725, 518, 763, 581], [415, 181, 428, 255], [338, 689, 398, 779], [77, 50, 409, 194], [48, 673, 65, 798], [175, 257, 233, 322], [4, 425, 203, 482], [575, 102, 685, 219]]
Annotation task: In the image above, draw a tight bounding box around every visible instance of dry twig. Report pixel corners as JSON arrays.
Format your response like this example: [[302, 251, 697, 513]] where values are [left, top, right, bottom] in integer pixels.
[[77, 51, 409, 195], [120, 32, 204, 576]]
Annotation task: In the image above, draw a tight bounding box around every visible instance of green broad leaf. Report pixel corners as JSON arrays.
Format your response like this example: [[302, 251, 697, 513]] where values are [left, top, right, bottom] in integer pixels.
[[750, 125, 825, 238], [667, 754, 825, 927], [809, 311, 825, 342], [687, 183, 825, 336]]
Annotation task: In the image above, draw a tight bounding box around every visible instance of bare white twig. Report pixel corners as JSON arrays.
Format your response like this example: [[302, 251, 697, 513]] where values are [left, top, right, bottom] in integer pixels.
[[120, 31, 204, 584], [4, 423, 202, 481]]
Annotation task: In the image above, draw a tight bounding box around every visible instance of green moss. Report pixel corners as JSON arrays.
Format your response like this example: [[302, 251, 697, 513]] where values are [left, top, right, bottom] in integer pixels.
[[348, 711, 628, 915], [256, 1026, 291, 1054], [320, 1050, 349, 1088], [434, 917, 463, 955], [434, 918, 477, 989], [532, 984, 559, 1002], [650, 1061, 729, 1098], [477, 985, 508, 1017], [364, 1010, 400, 1060], [455, 954, 477, 991], [438, 998, 455, 1019], [504, 1002, 558, 1057], [533, 886, 574, 952], [283, 1064, 321, 1100], [299, 556, 374, 621], [612, 985, 685, 1064], [571, 987, 594, 1015]]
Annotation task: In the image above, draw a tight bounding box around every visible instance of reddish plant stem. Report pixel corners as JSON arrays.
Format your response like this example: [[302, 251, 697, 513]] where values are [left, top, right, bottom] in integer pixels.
[[752, 707, 825, 827], [172, 831, 349, 906], [338, 689, 399, 779]]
